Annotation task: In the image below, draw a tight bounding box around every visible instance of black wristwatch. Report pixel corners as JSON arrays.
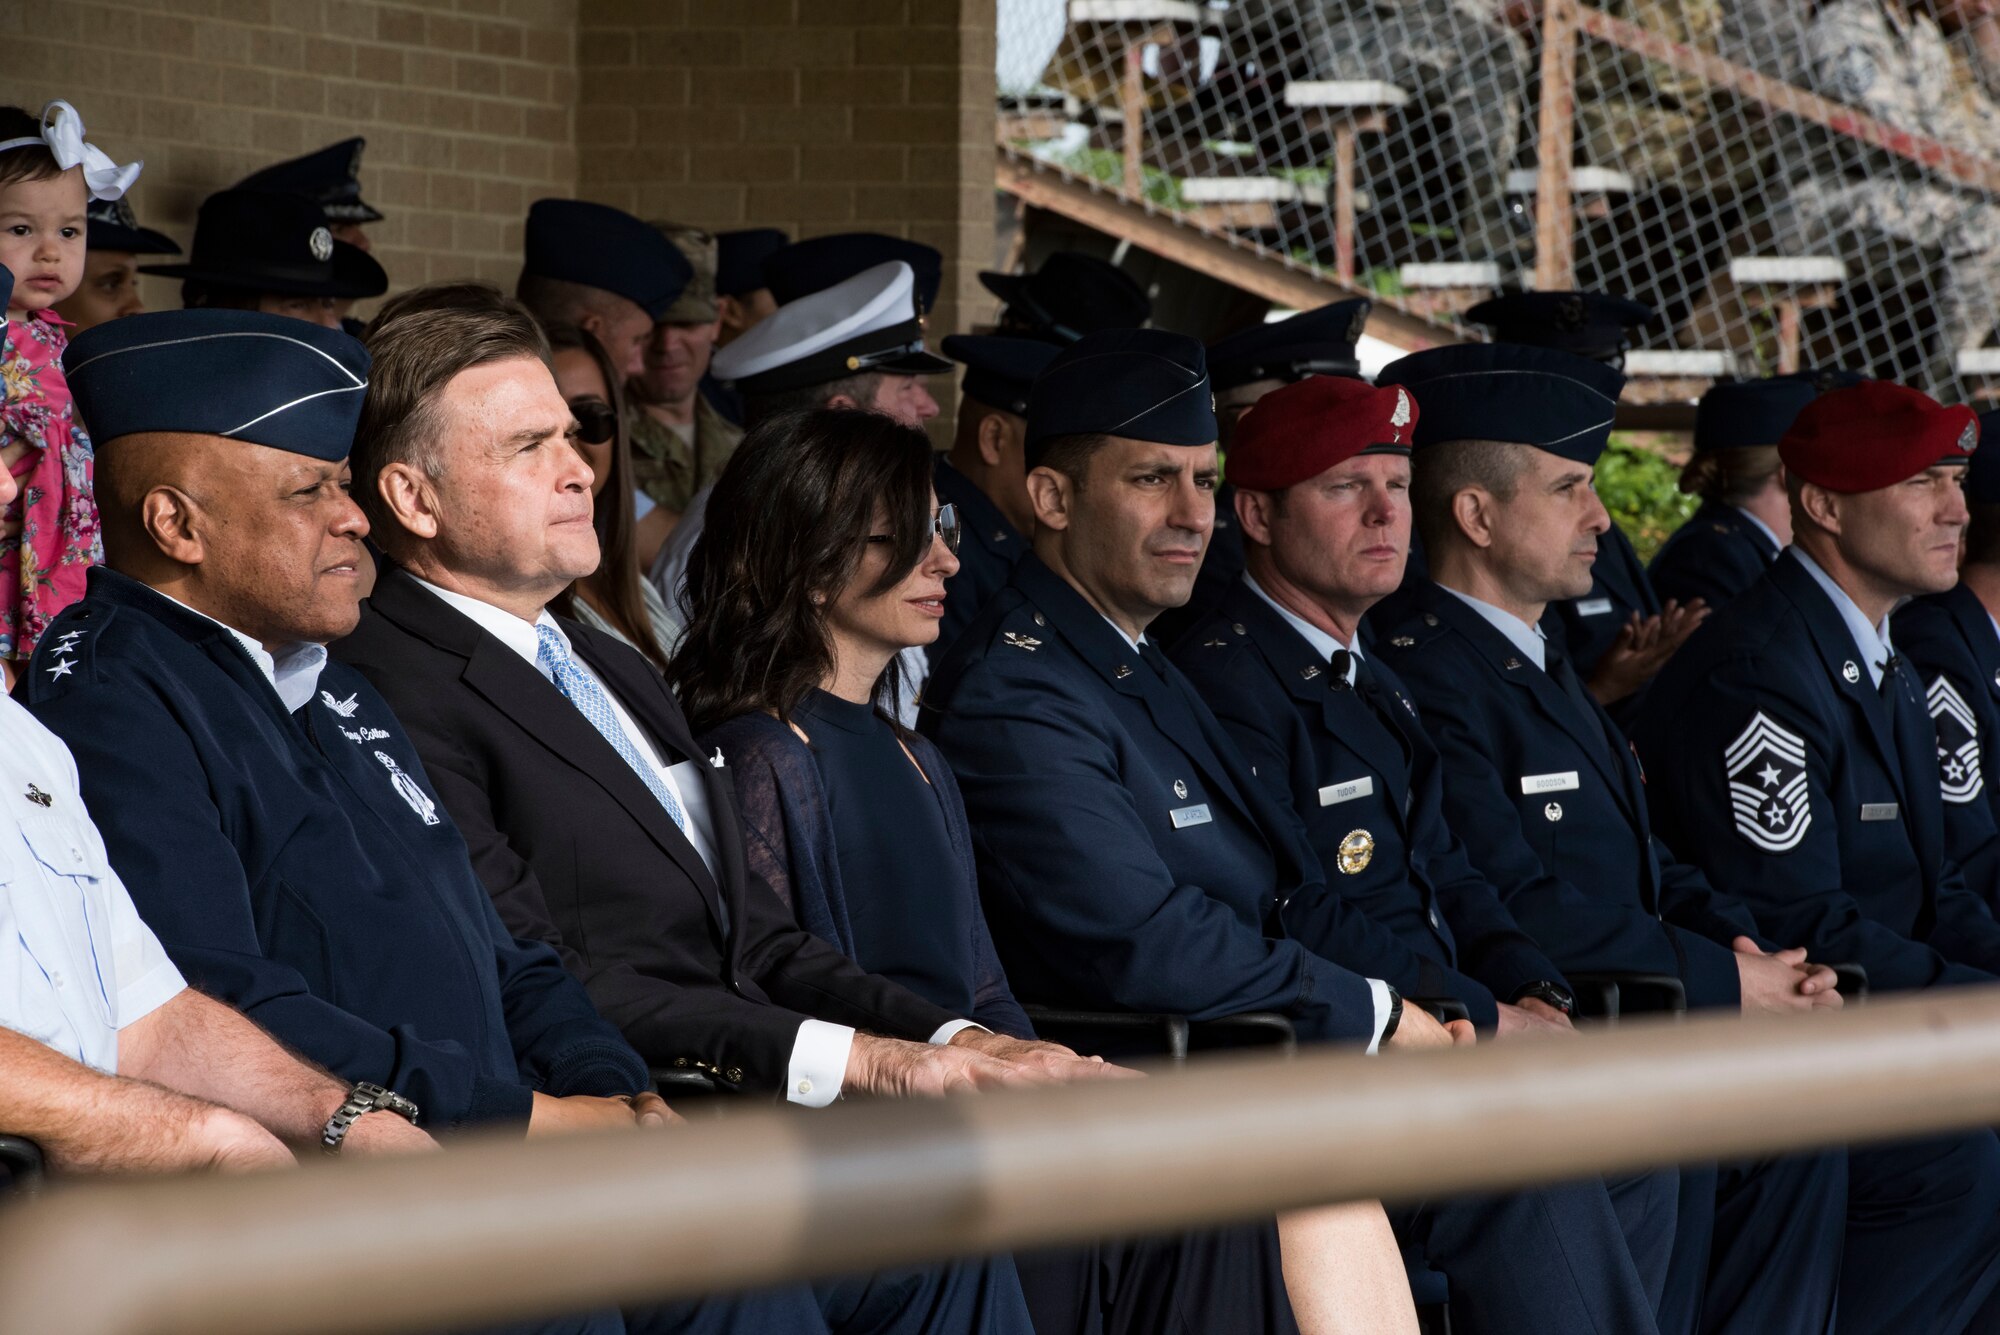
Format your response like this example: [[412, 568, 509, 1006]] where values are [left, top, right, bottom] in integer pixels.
[[1380, 986, 1404, 1044], [1513, 981, 1578, 1017], [321, 1081, 420, 1155]]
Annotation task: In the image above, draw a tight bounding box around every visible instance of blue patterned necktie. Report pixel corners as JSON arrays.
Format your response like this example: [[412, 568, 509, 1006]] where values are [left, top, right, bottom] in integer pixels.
[[535, 624, 688, 834]]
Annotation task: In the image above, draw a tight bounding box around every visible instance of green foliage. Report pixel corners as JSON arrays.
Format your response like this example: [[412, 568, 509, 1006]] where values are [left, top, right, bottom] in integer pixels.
[[1044, 145, 1185, 209], [1596, 436, 1697, 563]]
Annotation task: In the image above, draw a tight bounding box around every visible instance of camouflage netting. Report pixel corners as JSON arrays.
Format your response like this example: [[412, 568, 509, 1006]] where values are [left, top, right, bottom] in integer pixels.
[[998, 0, 2000, 401]]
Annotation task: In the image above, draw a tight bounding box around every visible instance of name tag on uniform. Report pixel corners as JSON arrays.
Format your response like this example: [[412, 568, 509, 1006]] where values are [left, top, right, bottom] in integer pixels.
[[1170, 804, 1213, 829], [1576, 598, 1614, 617], [1859, 803, 1899, 821], [1520, 771, 1580, 794], [1318, 776, 1374, 807]]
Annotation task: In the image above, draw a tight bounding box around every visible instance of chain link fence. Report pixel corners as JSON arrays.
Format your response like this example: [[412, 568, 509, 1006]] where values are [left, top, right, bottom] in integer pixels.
[[997, 0, 2000, 404]]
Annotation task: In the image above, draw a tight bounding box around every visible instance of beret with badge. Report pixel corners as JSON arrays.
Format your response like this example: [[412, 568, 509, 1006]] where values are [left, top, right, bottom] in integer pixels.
[[1779, 380, 1977, 494], [1024, 327, 1216, 467], [764, 233, 944, 315], [521, 198, 692, 322], [1207, 298, 1371, 393], [141, 189, 386, 299], [1376, 342, 1624, 465], [63, 308, 370, 462], [1226, 375, 1418, 493], [941, 334, 1061, 417]]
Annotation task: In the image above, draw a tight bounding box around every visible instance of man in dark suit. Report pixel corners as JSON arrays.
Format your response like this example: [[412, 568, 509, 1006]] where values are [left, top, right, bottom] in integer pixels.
[[334, 286, 1107, 1335], [1895, 408, 2000, 905], [922, 327, 1675, 1335]]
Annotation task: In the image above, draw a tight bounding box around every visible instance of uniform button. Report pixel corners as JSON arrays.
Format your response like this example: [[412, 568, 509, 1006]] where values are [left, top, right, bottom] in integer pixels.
[[726, 1067, 743, 1083], [796, 1078, 813, 1096], [1423, 614, 1438, 627], [50, 971, 64, 989], [1429, 908, 1442, 930], [1033, 613, 1046, 627], [673, 1057, 689, 1067]]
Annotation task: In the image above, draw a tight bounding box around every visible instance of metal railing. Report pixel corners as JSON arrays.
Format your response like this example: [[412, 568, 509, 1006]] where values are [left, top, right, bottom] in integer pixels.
[[8, 988, 2000, 1334]]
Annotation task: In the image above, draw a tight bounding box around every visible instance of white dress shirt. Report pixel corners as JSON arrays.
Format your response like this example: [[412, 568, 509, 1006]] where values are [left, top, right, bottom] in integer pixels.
[[412, 578, 976, 1106], [0, 693, 185, 1074], [158, 592, 329, 712], [1791, 547, 1896, 689], [1240, 576, 1400, 1054]]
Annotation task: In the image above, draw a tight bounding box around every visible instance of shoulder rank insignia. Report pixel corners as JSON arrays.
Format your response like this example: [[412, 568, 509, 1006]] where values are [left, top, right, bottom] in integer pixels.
[[1001, 631, 1041, 651], [1725, 711, 1811, 853], [1926, 676, 1985, 804], [44, 656, 76, 679]]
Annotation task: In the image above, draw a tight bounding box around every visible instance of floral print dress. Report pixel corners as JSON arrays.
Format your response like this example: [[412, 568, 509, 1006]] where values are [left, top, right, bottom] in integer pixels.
[[2, 310, 101, 662]]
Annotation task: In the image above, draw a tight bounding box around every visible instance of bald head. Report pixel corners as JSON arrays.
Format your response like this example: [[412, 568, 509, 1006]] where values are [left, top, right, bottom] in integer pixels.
[[95, 431, 371, 649]]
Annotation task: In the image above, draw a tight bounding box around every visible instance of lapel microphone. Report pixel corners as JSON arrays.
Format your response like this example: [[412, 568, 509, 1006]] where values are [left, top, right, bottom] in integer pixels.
[[1328, 649, 1353, 691]]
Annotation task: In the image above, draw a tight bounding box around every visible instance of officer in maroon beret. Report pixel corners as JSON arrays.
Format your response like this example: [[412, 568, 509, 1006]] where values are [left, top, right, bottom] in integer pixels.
[[1636, 379, 2000, 1335]]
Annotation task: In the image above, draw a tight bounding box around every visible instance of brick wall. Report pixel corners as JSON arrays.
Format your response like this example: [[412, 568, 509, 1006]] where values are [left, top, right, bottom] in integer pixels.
[[0, 0, 581, 315], [576, 0, 998, 436]]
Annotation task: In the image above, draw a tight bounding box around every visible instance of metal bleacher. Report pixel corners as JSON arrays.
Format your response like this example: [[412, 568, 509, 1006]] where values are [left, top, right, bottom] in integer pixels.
[[995, 0, 2000, 408]]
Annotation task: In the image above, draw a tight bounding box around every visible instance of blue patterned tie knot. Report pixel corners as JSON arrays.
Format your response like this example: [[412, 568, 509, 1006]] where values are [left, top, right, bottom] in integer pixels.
[[535, 623, 688, 834]]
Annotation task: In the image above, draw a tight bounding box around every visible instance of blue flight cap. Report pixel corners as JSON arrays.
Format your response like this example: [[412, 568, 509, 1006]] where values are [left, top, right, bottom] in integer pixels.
[[1025, 328, 1216, 467], [942, 334, 1061, 417], [715, 228, 788, 297], [1466, 290, 1655, 364], [1693, 377, 1824, 454], [235, 138, 383, 224], [522, 198, 692, 322], [1971, 410, 2000, 505], [63, 309, 370, 461], [764, 233, 944, 314], [86, 196, 181, 256], [1208, 299, 1371, 392], [1376, 342, 1623, 465], [980, 251, 1151, 344]]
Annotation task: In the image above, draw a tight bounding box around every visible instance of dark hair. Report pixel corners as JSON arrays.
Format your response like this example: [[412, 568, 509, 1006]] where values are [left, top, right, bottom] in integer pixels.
[[352, 281, 552, 542], [741, 371, 881, 430], [1678, 444, 1783, 505], [365, 280, 518, 337], [0, 106, 61, 190], [668, 407, 935, 735], [542, 324, 670, 673], [1410, 438, 1534, 553], [1032, 431, 1110, 485]]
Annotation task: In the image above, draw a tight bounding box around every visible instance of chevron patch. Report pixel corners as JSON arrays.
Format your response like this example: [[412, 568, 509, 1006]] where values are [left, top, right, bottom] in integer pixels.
[[1926, 676, 1985, 805], [1725, 712, 1811, 853]]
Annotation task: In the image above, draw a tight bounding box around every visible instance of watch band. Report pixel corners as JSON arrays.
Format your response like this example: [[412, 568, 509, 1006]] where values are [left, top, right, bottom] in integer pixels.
[[320, 1082, 420, 1155], [1514, 981, 1577, 1016], [1381, 986, 1404, 1044]]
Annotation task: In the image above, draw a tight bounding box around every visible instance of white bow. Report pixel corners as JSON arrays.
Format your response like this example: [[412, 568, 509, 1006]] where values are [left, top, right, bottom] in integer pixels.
[[0, 101, 141, 201]]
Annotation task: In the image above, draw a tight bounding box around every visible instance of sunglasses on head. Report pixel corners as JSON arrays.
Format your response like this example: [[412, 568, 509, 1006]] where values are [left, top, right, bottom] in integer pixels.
[[867, 502, 961, 556], [568, 396, 618, 446]]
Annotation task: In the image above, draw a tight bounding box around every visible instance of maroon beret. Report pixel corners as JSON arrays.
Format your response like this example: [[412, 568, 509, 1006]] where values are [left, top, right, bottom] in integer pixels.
[[1779, 380, 1978, 494], [1227, 375, 1418, 493]]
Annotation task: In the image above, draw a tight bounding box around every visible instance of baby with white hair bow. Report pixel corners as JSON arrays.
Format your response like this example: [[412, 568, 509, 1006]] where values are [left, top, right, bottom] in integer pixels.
[[0, 99, 141, 686]]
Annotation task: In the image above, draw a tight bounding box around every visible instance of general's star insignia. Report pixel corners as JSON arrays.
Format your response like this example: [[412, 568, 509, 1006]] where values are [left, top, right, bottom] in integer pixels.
[[1001, 631, 1041, 651], [45, 657, 75, 679]]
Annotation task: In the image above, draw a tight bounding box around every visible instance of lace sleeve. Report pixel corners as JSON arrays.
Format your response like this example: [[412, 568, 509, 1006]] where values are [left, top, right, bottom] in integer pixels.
[[704, 715, 855, 957]]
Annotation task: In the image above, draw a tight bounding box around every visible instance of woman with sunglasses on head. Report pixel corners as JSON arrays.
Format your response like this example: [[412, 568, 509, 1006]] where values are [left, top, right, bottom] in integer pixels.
[[669, 409, 1400, 1335], [544, 323, 681, 670]]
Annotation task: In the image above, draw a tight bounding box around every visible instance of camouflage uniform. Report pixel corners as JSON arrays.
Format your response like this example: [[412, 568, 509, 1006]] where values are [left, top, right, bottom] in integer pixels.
[[625, 394, 744, 518], [1777, 0, 2000, 373]]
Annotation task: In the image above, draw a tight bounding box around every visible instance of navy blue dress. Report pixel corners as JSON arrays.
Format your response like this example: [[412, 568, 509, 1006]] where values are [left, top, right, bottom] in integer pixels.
[[704, 696, 1032, 1038]]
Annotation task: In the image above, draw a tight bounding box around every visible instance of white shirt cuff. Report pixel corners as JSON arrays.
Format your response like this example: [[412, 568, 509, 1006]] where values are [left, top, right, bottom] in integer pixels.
[[785, 1019, 855, 1108], [929, 1019, 986, 1046], [1365, 979, 1393, 1056]]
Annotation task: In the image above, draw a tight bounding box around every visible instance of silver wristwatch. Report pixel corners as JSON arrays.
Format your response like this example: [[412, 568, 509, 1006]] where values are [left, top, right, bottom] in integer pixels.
[[320, 1081, 420, 1154]]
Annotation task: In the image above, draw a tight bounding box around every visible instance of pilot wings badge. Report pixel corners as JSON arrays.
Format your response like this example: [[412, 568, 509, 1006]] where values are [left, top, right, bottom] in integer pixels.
[[320, 690, 361, 718], [1725, 712, 1811, 853], [373, 750, 441, 826], [1927, 676, 1985, 805]]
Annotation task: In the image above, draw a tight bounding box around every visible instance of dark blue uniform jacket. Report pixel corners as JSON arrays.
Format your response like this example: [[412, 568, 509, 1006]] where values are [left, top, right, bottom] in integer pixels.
[[1635, 552, 2000, 991], [1647, 499, 1780, 614], [24, 570, 646, 1128], [1173, 579, 1566, 1030], [921, 554, 1378, 1045], [929, 456, 1025, 670], [1373, 578, 1761, 1011], [1894, 583, 2000, 910]]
